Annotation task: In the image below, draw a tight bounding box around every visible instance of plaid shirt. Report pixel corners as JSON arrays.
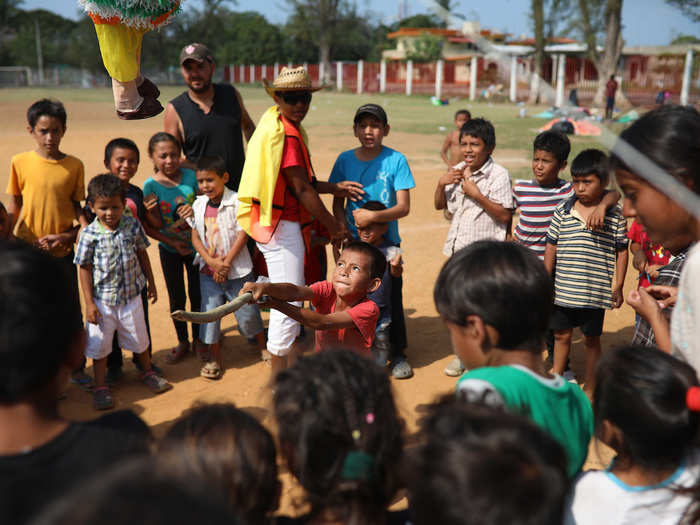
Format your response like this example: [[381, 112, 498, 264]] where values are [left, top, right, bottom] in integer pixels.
[[442, 158, 514, 256], [74, 215, 149, 306], [632, 247, 690, 347]]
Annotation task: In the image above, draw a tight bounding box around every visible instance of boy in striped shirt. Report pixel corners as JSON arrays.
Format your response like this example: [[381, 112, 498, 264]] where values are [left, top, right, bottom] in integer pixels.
[[544, 150, 628, 397]]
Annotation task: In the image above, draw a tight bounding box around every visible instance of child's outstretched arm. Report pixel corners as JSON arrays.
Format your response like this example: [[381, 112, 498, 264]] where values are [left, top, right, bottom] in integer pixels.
[[353, 189, 410, 228], [240, 280, 314, 304], [136, 249, 158, 303], [586, 190, 622, 230], [266, 298, 356, 331], [284, 167, 342, 240]]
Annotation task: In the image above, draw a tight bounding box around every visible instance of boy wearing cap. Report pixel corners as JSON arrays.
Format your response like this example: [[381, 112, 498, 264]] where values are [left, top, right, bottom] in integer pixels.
[[165, 43, 256, 192], [329, 103, 416, 379]]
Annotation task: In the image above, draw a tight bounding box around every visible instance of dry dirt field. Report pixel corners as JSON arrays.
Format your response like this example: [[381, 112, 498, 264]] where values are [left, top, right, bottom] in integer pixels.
[[0, 86, 629, 511]]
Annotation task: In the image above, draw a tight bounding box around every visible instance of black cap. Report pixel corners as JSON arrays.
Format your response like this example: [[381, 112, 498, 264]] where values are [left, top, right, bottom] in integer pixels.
[[179, 43, 214, 66], [354, 103, 388, 125]]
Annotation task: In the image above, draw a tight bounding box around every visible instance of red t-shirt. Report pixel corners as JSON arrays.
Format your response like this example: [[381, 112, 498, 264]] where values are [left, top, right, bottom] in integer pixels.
[[310, 280, 379, 357], [627, 219, 671, 288], [279, 135, 304, 222], [605, 79, 618, 98]]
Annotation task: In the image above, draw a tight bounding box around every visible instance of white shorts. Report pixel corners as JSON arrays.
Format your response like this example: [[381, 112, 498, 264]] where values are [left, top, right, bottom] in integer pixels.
[[257, 220, 305, 356], [85, 295, 150, 360]]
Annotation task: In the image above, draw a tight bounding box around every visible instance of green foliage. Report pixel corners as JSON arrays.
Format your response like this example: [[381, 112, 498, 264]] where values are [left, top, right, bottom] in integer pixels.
[[398, 13, 442, 29], [666, 0, 700, 22], [670, 33, 700, 45], [405, 32, 444, 63]]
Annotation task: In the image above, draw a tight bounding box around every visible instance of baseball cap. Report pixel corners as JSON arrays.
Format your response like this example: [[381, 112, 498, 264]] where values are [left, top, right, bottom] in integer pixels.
[[179, 43, 214, 66], [354, 104, 388, 125]]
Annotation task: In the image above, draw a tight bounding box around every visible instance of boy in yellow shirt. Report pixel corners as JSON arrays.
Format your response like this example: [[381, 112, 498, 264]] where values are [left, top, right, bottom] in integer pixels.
[[6, 98, 89, 385]]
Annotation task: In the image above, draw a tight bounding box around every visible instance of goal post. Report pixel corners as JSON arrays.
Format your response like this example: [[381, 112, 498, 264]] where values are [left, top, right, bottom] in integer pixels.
[[0, 67, 33, 87]]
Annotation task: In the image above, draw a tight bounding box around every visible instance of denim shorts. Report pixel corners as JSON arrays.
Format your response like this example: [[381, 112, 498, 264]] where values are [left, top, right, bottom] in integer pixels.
[[199, 271, 264, 344]]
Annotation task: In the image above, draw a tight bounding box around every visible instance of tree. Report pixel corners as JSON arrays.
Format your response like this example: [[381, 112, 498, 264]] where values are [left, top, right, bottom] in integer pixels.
[[578, 0, 630, 107], [398, 13, 442, 29], [671, 33, 700, 45], [666, 0, 700, 22], [405, 32, 444, 62], [528, 0, 545, 103]]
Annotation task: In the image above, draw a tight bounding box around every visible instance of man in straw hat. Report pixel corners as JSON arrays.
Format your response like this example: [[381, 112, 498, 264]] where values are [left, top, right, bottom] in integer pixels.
[[237, 66, 364, 378], [165, 43, 256, 192]]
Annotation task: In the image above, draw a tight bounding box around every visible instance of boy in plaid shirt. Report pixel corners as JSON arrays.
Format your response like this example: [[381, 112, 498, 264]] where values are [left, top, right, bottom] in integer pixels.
[[75, 174, 170, 410]]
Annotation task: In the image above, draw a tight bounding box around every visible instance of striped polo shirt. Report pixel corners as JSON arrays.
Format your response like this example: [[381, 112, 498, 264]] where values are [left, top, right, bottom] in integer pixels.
[[513, 178, 574, 260], [546, 197, 628, 309]]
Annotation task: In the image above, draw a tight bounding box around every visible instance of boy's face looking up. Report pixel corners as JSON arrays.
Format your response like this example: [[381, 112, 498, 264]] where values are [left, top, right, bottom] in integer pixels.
[[196, 169, 229, 204], [354, 115, 389, 150], [107, 147, 139, 185], [332, 248, 381, 302], [460, 134, 492, 172], [91, 195, 125, 231], [28, 115, 65, 158], [572, 173, 604, 205], [532, 150, 565, 186], [357, 221, 388, 246]]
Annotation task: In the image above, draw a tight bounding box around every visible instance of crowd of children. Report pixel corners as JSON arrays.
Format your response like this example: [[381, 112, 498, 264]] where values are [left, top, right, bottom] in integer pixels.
[[3, 77, 700, 524]]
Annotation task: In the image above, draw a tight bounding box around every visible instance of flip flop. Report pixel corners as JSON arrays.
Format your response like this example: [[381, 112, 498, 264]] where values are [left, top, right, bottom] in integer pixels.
[[200, 361, 222, 380]]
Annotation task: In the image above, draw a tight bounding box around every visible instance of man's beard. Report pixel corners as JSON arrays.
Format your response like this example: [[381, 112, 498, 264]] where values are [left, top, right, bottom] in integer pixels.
[[188, 77, 212, 93]]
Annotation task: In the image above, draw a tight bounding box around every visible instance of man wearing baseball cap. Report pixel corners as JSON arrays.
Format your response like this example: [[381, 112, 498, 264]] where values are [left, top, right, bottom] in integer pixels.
[[164, 43, 256, 191]]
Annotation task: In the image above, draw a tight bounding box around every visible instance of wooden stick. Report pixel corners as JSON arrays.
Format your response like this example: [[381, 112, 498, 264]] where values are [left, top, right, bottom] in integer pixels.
[[171, 292, 254, 324]]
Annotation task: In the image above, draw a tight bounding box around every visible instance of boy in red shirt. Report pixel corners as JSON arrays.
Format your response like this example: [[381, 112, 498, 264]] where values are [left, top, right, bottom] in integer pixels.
[[628, 218, 671, 289], [241, 241, 384, 356]]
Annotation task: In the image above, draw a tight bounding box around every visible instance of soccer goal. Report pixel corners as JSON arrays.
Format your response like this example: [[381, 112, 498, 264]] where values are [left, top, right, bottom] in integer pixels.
[[0, 67, 33, 87]]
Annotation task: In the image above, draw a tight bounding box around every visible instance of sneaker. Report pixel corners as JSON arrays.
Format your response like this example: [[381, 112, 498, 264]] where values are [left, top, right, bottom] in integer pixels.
[[133, 358, 163, 376], [93, 387, 114, 411], [391, 358, 413, 379], [444, 356, 465, 377], [141, 371, 172, 394], [116, 97, 164, 120], [70, 370, 94, 391], [562, 369, 577, 384], [105, 366, 123, 385]]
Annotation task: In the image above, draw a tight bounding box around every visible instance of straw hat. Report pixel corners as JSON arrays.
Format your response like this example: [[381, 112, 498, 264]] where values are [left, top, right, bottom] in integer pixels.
[[263, 66, 324, 97]]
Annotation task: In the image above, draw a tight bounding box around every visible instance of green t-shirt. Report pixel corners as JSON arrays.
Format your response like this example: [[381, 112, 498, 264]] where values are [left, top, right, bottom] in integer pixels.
[[457, 365, 593, 478]]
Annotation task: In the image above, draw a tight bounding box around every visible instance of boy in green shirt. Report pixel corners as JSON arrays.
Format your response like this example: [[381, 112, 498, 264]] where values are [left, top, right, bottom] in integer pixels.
[[433, 240, 592, 478]]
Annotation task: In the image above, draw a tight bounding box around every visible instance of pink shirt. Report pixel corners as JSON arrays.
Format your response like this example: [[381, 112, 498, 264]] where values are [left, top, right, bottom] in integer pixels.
[[310, 280, 379, 356]]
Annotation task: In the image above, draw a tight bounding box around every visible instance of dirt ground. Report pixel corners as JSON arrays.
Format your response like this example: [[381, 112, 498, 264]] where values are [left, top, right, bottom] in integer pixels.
[[0, 90, 630, 511]]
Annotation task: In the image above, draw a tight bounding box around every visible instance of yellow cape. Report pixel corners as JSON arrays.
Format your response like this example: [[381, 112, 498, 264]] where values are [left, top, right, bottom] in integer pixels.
[[237, 105, 309, 232]]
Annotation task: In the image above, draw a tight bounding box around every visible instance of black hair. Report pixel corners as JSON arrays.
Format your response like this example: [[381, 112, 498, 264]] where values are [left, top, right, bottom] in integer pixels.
[[87, 174, 125, 204], [104, 138, 140, 166], [610, 105, 700, 193], [570, 148, 609, 186], [342, 240, 386, 280], [459, 117, 496, 150], [273, 350, 403, 524], [533, 130, 571, 164], [594, 345, 700, 473], [434, 241, 552, 350], [454, 109, 471, 120], [26, 98, 67, 129], [0, 201, 6, 213], [410, 397, 568, 525], [30, 458, 239, 525], [196, 156, 227, 176], [159, 403, 278, 524], [0, 242, 82, 402], [148, 131, 181, 156], [361, 200, 387, 212]]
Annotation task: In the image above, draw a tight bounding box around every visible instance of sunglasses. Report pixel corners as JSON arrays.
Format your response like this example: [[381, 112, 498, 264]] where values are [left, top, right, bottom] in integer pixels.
[[279, 91, 312, 105]]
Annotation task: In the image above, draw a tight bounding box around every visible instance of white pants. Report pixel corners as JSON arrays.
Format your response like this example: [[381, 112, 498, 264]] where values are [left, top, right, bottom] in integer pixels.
[[85, 295, 150, 360], [257, 220, 305, 356]]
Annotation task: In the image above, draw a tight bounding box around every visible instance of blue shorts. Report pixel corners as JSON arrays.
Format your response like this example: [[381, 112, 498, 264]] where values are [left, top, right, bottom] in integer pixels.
[[199, 271, 264, 344]]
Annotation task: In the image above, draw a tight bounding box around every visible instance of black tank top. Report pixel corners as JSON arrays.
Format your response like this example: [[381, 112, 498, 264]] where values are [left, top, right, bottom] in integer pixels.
[[171, 84, 245, 191]]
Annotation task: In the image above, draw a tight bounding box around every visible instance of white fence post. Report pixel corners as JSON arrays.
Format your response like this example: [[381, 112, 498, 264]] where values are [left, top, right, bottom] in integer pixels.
[[274, 62, 279, 78], [509, 55, 517, 102], [287, 61, 292, 69], [555, 54, 565, 107], [261, 64, 267, 81], [435, 59, 443, 99], [240, 64, 245, 83], [406, 59, 413, 96], [681, 49, 694, 106], [470, 56, 478, 100], [337, 61, 343, 91], [249, 64, 255, 83], [357, 60, 364, 94], [380, 59, 386, 93], [319, 61, 325, 83]]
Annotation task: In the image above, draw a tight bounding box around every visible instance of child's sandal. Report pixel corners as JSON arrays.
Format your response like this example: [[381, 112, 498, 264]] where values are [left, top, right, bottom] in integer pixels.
[[165, 341, 189, 364], [200, 361, 222, 380]]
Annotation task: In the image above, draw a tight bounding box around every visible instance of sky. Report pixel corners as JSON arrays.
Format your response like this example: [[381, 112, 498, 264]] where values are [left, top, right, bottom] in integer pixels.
[[22, 0, 700, 47]]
